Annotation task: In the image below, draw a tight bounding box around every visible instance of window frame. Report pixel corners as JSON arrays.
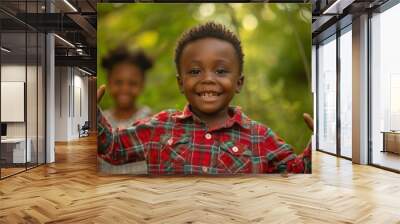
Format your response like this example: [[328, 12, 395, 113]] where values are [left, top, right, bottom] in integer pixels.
[[315, 21, 353, 161], [367, 0, 400, 173]]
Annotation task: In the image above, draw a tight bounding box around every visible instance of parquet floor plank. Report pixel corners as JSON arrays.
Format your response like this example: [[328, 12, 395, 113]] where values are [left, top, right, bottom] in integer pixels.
[[0, 136, 399, 223]]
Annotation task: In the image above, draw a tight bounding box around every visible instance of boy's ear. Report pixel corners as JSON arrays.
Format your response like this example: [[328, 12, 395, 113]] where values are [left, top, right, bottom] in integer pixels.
[[236, 74, 244, 93], [176, 74, 184, 94]]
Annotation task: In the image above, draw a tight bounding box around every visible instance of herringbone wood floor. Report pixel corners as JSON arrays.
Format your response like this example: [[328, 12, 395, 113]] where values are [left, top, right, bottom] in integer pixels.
[[0, 135, 399, 224]]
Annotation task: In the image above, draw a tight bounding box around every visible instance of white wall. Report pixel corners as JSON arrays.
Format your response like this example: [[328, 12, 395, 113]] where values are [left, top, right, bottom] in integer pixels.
[[1, 65, 40, 138], [54, 67, 89, 141], [55, 67, 69, 141]]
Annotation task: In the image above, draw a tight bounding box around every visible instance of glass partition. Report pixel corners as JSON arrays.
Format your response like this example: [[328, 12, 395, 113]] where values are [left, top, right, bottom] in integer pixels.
[[38, 32, 45, 165], [27, 30, 38, 169], [0, 1, 46, 179], [1, 30, 28, 177]]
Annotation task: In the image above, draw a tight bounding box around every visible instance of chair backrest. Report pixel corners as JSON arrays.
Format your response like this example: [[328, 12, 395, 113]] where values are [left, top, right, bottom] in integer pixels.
[[79, 121, 89, 130]]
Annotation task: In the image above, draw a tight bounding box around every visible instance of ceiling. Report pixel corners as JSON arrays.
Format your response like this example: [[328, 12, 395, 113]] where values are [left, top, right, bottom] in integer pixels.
[[0, 0, 395, 73], [311, 0, 390, 43], [0, 0, 97, 73]]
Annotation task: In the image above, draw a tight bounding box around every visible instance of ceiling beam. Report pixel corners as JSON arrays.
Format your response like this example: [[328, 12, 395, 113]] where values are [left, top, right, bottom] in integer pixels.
[[322, 0, 356, 14], [55, 55, 96, 72], [67, 13, 96, 46]]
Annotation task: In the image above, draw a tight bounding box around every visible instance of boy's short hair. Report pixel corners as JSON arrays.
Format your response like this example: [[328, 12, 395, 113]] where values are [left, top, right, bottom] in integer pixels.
[[102, 46, 153, 76], [174, 22, 244, 74]]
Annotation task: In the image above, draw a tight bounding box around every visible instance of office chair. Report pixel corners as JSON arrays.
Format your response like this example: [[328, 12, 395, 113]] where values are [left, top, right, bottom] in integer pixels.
[[79, 121, 90, 138]]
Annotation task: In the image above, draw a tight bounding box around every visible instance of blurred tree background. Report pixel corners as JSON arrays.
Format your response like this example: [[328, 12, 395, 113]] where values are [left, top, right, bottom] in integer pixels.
[[97, 3, 312, 153]]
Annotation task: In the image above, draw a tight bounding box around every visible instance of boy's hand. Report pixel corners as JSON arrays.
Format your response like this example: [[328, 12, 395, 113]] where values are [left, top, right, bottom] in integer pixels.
[[303, 113, 314, 132], [97, 84, 106, 104]]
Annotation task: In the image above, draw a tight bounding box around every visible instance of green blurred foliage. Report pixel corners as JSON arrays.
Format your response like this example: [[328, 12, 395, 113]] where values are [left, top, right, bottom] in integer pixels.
[[97, 3, 312, 153]]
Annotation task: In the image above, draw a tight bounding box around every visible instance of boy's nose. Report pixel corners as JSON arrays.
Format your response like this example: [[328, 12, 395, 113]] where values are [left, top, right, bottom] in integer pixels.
[[201, 70, 216, 83]]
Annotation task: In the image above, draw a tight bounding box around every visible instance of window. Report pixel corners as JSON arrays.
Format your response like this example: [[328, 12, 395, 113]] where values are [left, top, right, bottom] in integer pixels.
[[317, 35, 337, 154], [339, 26, 352, 158], [370, 2, 400, 171]]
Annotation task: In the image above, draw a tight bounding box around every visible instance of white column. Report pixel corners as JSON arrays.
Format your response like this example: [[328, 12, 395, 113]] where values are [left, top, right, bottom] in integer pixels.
[[46, 33, 55, 163], [352, 14, 369, 164], [45, 0, 56, 163]]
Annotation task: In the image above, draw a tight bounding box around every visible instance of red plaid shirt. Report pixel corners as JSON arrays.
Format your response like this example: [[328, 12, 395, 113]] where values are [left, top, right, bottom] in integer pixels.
[[98, 105, 311, 175]]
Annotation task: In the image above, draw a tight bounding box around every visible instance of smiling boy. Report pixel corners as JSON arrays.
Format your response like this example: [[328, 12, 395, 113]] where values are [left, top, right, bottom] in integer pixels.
[[97, 22, 312, 175]]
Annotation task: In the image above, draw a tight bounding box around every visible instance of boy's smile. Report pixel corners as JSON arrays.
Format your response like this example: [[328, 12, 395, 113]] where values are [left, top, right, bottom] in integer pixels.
[[177, 37, 244, 123], [196, 90, 222, 102]]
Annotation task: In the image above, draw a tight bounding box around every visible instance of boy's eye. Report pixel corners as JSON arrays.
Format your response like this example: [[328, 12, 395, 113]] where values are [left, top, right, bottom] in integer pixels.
[[216, 68, 228, 75], [188, 68, 201, 75]]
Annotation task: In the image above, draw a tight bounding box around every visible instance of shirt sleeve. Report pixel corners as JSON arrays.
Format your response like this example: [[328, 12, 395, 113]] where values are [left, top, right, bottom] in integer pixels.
[[97, 107, 152, 165], [263, 127, 311, 173]]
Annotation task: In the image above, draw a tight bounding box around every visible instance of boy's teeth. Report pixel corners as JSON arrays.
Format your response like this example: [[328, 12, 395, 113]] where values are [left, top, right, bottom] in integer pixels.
[[200, 92, 218, 97]]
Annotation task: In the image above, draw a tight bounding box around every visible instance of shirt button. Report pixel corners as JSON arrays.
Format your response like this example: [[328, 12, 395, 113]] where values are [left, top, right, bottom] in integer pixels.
[[202, 166, 208, 173], [205, 133, 212, 140], [232, 146, 239, 152], [167, 138, 173, 145]]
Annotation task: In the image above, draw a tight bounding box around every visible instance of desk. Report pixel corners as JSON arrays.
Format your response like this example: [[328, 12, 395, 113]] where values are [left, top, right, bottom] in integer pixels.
[[1, 138, 32, 164], [382, 131, 400, 154]]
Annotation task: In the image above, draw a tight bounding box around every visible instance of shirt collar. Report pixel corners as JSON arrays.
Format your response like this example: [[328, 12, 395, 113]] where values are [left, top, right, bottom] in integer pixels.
[[173, 104, 251, 130]]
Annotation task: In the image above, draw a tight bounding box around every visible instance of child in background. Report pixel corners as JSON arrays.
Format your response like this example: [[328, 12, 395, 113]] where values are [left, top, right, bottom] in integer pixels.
[[98, 47, 153, 174], [101, 47, 153, 129], [97, 22, 313, 175]]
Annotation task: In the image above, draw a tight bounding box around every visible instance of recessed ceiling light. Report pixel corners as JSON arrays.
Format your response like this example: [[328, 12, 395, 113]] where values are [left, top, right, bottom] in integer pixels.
[[1, 47, 11, 53], [78, 67, 93, 76], [63, 0, 78, 12], [322, 0, 354, 15], [54, 34, 75, 48]]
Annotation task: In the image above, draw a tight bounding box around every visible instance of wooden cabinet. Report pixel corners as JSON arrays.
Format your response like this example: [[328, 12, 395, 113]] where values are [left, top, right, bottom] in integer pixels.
[[382, 132, 400, 154]]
